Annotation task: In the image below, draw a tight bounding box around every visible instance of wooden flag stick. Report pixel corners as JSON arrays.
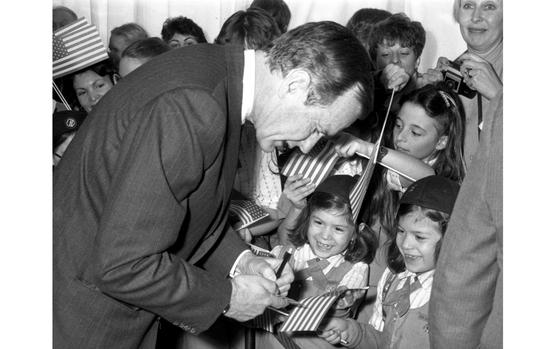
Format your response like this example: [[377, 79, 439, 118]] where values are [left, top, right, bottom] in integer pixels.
[[355, 152, 416, 182], [52, 81, 71, 111], [371, 88, 396, 163]]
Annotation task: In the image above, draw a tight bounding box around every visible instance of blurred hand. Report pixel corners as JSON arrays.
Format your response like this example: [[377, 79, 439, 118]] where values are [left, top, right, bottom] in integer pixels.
[[333, 132, 374, 158], [416, 56, 447, 88], [236, 252, 294, 295], [236, 227, 252, 243], [334, 289, 365, 309], [380, 63, 410, 91], [458, 52, 502, 100], [318, 317, 351, 345], [224, 275, 289, 322], [284, 174, 315, 209]]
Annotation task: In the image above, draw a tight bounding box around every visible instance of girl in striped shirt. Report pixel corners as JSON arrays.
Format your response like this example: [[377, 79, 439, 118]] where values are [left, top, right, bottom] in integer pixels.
[[318, 175, 459, 349]]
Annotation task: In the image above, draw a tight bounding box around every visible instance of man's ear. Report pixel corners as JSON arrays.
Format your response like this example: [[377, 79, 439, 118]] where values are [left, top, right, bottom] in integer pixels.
[[435, 135, 448, 151], [279, 69, 311, 98]]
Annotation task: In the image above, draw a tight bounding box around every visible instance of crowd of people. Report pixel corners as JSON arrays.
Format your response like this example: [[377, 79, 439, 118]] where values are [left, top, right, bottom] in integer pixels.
[[52, 0, 503, 348]]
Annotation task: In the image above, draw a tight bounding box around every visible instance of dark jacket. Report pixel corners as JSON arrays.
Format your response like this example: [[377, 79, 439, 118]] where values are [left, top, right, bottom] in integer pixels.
[[53, 44, 248, 349]]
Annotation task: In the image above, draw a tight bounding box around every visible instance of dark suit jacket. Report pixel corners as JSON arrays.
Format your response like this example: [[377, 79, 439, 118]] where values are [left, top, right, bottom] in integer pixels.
[[53, 44, 249, 349], [429, 93, 503, 349]]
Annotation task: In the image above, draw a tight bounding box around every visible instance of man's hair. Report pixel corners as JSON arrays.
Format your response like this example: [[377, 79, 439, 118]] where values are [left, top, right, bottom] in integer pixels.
[[121, 37, 171, 60], [267, 21, 374, 113], [368, 13, 426, 59], [215, 8, 281, 50], [161, 16, 207, 43], [249, 0, 291, 33], [110, 23, 149, 43]]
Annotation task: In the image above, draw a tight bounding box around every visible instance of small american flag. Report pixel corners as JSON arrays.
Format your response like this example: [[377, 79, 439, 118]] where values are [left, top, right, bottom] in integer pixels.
[[229, 200, 270, 230], [53, 17, 109, 79], [281, 138, 339, 187], [278, 288, 346, 333], [349, 147, 378, 223]]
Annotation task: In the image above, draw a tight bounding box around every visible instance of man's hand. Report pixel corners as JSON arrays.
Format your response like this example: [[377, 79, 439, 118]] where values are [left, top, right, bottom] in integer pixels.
[[224, 275, 289, 322], [236, 252, 294, 296]]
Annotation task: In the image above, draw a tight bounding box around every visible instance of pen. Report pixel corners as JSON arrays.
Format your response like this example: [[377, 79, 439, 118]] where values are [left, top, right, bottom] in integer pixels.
[[282, 297, 304, 307], [275, 249, 292, 278], [266, 306, 290, 317]]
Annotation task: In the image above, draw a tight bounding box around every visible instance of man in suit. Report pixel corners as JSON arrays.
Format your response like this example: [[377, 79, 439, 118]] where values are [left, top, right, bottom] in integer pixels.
[[429, 93, 503, 349], [53, 21, 373, 348]]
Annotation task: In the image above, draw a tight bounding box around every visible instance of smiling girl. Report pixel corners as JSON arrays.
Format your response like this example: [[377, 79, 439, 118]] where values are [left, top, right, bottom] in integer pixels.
[[273, 175, 376, 306], [318, 175, 460, 349], [258, 174, 376, 348], [335, 83, 465, 233]]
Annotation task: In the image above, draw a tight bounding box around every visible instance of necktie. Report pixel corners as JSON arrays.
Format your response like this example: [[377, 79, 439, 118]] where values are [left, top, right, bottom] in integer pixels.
[[383, 275, 422, 318]]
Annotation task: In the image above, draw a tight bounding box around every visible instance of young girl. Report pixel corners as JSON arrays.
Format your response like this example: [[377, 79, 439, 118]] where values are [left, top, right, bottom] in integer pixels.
[[318, 175, 460, 349], [258, 174, 377, 349], [335, 82, 465, 233]]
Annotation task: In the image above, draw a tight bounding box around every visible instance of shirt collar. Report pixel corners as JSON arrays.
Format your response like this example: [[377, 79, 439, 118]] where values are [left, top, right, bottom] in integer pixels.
[[397, 269, 435, 289], [241, 49, 255, 124], [301, 243, 345, 265]]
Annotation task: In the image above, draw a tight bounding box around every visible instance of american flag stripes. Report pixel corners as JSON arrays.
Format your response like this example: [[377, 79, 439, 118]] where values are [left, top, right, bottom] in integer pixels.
[[278, 288, 345, 333], [348, 89, 397, 222], [349, 148, 377, 223], [248, 308, 277, 333], [229, 200, 270, 230], [281, 138, 339, 187], [53, 17, 109, 79]]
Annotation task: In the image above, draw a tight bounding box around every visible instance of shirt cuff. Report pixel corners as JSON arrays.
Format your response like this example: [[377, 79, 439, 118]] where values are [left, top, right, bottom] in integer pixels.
[[229, 249, 252, 277]]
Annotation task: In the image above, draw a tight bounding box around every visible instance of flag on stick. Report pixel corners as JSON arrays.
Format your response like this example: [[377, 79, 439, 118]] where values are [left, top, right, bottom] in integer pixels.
[[348, 148, 376, 223], [229, 200, 270, 230], [278, 288, 346, 333], [53, 17, 109, 79], [349, 89, 397, 223], [281, 139, 339, 187]]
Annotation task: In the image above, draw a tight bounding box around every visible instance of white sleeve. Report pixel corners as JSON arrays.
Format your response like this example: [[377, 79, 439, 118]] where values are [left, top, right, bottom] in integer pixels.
[[339, 262, 368, 289]]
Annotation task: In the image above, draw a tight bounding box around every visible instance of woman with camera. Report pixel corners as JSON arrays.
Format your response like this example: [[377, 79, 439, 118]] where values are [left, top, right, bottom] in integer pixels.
[[421, 0, 502, 169]]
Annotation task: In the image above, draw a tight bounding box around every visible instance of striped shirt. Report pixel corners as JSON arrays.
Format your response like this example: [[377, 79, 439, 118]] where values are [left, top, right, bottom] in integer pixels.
[[369, 268, 435, 331], [271, 243, 368, 289]]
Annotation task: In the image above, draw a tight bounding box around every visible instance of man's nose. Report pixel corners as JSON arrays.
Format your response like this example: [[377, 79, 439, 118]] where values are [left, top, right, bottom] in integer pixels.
[[298, 132, 322, 153]]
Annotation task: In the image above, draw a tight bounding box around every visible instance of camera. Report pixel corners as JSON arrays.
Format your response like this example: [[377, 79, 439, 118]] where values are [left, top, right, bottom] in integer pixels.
[[442, 60, 477, 99]]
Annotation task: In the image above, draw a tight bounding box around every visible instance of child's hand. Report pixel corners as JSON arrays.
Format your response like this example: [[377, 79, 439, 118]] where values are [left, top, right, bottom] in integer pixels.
[[318, 317, 351, 345], [284, 174, 315, 209], [380, 63, 410, 91], [333, 132, 373, 158], [335, 289, 366, 309], [237, 227, 252, 243]]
